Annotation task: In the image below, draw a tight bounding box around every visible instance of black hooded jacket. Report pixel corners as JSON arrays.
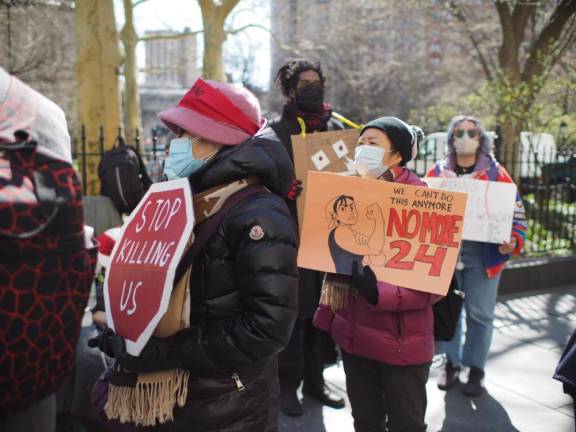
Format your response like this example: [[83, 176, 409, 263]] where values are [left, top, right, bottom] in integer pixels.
[[92, 128, 297, 431], [168, 127, 299, 375]]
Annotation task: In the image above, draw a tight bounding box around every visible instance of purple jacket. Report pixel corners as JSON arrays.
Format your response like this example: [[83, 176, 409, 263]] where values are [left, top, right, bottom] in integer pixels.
[[313, 168, 442, 366]]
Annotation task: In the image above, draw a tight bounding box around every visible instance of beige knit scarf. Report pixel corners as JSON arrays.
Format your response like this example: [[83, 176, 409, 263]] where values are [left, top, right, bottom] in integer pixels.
[[319, 273, 357, 311]]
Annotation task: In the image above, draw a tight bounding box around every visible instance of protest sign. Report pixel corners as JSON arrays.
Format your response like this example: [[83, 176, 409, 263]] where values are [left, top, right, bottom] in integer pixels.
[[291, 129, 360, 224], [104, 178, 194, 355], [298, 172, 468, 295], [424, 177, 517, 244]]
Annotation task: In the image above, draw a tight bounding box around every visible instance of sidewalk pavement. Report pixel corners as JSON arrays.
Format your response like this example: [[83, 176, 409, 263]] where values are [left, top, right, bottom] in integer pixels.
[[279, 284, 576, 432]]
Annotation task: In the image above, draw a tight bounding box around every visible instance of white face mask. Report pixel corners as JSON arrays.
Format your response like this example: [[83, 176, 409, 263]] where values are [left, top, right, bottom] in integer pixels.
[[453, 136, 479, 155], [354, 145, 393, 179]]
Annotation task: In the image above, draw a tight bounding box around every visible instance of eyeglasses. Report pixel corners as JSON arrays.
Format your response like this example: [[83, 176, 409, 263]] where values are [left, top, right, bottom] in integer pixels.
[[454, 129, 479, 139]]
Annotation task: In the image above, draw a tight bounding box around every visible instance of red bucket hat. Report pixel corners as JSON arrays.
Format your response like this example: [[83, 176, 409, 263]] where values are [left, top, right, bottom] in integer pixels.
[[158, 78, 266, 146]]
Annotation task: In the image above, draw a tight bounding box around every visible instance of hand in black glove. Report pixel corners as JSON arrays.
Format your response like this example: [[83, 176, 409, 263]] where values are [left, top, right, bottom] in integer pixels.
[[87, 327, 126, 358], [117, 337, 179, 373], [286, 179, 303, 201], [88, 329, 178, 373], [351, 261, 379, 305]]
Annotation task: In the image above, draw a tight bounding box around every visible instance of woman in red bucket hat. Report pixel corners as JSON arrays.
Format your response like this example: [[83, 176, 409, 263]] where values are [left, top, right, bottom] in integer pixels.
[[89, 78, 298, 432]]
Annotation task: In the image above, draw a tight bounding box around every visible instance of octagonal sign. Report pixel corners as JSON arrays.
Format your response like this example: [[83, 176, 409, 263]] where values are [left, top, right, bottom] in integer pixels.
[[104, 178, 194, 355]]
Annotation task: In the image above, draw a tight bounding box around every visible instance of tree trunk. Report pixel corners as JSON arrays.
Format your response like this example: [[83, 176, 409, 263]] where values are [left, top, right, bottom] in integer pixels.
[[120, 0, 142, 142], [495, 3, 526, 181], [202, 17, 227, 81], [198, 0, 240, 82], [75, 0, 122, 195], [498, 116, 523, 179]]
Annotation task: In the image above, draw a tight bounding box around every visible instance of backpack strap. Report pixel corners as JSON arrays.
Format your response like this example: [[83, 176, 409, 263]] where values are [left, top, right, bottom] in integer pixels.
[[127, 145, 153, 189], [174, 183, 269, 284]]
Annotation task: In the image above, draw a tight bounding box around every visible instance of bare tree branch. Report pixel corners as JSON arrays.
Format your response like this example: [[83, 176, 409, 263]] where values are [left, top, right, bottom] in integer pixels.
[[442, 0, 494, 81], [197, 0, 213, 10], [511, 1, 537, 39], [522, 0, 576, 82], [219, 0, 240, 20], [549, 17, 576, 76], [494, 0, 512, 23], [225, 22, 268, 35]]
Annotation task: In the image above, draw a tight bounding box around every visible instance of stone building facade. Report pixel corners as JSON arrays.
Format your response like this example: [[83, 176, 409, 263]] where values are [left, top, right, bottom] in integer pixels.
[[140, 31, 199, 150]]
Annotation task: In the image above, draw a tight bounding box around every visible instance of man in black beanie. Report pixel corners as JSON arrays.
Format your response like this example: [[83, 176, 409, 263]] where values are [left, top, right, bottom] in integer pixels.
[[270, 59, 345, 417]]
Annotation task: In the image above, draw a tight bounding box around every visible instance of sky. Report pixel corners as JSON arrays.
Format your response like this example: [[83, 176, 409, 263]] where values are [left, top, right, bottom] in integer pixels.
[[114, 0, 272, 89]]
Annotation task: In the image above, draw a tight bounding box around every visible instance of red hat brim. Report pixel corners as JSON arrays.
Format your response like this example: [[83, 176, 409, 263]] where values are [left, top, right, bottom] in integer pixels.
[[159, 105, 266, 146]]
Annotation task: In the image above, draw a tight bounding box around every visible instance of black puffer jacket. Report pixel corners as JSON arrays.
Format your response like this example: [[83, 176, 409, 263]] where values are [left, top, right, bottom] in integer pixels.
[[179, 126, 298, 369], [163, 127, 298, 431]]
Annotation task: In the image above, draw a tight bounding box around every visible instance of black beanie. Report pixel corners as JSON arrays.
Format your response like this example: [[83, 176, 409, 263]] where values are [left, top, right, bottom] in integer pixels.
[[360, 116, 418, 166]]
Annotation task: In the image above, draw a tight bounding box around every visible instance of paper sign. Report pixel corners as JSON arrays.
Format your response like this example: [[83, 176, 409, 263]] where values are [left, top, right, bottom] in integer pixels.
[[423, 177, 517, 244], [298, 172, 468, 295], [104, 178, 194, 355], [292, 129, 360, 225]]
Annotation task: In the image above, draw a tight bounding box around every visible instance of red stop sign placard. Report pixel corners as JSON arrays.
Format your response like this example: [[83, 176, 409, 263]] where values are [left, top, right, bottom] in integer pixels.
[[104, 178, 194, 355]]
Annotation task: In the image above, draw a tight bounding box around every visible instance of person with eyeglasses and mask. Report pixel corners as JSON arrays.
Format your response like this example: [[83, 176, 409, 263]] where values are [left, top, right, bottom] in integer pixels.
[[314, 117, 442, 432], [269, 59, 346, 417], [427, 115, 527, 397]]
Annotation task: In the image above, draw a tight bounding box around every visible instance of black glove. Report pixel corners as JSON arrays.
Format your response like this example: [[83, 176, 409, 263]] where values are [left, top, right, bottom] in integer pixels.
[[87, 327, 126, 358], [117, 337, 179, 373], [286, 179, 303, 200], [88, 329, 178, 373], [351, 261, 379, 305]]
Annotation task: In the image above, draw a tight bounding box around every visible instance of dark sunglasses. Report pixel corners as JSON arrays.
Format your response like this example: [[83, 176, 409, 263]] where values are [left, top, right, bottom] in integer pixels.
[[454, 129, 479, 139]]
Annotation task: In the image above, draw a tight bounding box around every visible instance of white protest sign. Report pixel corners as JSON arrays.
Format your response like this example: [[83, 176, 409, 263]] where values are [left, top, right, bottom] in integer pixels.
[[424, 177, 517, 244]]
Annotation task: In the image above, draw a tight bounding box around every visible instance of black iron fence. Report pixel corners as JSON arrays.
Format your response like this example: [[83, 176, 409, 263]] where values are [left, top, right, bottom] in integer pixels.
[[73, 127, 576, 257], [71, 126, 171, 192]]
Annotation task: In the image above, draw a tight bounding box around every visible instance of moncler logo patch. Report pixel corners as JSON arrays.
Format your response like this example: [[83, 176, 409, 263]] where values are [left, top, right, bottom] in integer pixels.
[[249, 225, 265, 241]]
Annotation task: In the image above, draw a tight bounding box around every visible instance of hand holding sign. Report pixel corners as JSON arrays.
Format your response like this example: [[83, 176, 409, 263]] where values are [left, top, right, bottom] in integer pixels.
[[87, 328, 126, 358], [351, 261, 379, 305], [499, 236, 517, 255]]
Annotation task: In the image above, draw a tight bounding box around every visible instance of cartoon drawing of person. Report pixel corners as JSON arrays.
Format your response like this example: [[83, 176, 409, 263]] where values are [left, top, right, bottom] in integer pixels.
[[326, 195, 386, 274]]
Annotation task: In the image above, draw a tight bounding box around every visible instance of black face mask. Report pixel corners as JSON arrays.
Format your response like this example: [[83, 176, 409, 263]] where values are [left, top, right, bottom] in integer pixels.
[[295, 85, 324, 113]]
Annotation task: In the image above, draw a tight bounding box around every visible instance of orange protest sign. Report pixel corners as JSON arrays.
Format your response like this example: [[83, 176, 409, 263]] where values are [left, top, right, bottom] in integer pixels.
[[291, 129, 360, 225], [298, 172, 468, 295]]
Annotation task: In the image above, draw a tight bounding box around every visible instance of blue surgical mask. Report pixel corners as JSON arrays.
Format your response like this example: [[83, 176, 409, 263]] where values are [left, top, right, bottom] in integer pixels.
[[354, 145, 394, 178], [163, 136, 204, 180]]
